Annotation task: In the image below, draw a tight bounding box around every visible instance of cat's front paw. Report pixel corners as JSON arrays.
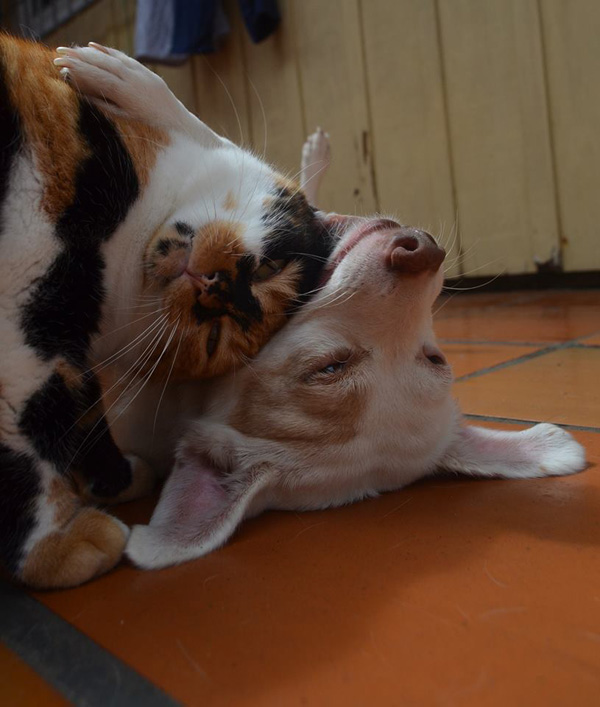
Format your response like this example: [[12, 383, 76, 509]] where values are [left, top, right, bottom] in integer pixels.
[[53, 43, 178, 124], [20, 509, 129, 589]]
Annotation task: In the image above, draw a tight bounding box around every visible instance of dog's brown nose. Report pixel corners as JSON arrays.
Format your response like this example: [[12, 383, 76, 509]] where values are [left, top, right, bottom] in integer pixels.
[[386, 227, 445, 274]]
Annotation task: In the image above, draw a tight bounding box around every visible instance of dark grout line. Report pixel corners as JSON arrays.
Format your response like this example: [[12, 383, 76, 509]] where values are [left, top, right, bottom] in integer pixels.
[[452, 337, 599, 383], [464, 413, 600, 434], [453, 343, 562, 382], [441, 338, 600, 348], [441, 339, 545, 347], [0, 581, 180, 707]]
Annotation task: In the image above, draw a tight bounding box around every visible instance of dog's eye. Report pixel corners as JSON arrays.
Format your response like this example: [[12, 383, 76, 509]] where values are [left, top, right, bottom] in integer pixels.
[[320, 360, 348, 375], [427, 354, 446, 366], [253, 258, 286, 282], [423, 343, 447, 367], [308, 351, 354, 382]]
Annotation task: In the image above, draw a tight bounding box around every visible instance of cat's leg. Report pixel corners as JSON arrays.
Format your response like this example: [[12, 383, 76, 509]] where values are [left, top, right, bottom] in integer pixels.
[[1, 365, 153, 588], [74, 372, 157, 505], [0, 442, 129, 589], [300, 128, 331, 208], [54, 44, 224, 147]]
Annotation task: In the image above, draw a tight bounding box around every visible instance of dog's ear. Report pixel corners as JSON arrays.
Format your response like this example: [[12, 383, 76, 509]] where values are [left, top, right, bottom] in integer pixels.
[[126, 440, 271, 569], [439, 423, 586, 480]]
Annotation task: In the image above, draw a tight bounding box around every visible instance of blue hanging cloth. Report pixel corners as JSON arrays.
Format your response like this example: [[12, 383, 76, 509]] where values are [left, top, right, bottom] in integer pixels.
[[134, 0, 280, 63]]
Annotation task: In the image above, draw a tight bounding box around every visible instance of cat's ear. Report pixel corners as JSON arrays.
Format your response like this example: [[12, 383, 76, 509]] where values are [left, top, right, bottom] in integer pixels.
[[125, 441, 272, 569], [439, 423, 586, 479]]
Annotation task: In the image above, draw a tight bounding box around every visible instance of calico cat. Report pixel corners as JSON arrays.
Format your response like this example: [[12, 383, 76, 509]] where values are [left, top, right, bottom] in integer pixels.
[[0, 36, 332, 588]]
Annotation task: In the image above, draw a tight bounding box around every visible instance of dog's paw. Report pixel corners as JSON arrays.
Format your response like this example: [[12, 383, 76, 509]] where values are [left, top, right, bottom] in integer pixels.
[[522, 423, 587, 477]]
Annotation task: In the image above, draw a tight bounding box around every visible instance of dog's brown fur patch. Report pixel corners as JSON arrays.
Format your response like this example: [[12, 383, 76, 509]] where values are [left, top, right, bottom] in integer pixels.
[[231, 362, 366, 445]]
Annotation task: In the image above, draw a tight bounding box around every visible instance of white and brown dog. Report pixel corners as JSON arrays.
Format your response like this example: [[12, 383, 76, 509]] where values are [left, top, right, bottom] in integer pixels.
[[65, 45, 587, 570]]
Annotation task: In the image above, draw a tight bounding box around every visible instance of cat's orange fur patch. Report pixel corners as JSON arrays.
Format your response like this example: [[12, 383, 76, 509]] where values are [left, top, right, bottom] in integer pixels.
[[112, 116, 169, 188], [20, 508, 127, 589], [48, 476, 80, 526], [55, 359, 82, 390], [0, 36, 89, 221], [142, 219, 302, 379], [0, 36, 168, 221], [222, 190, 237, 211]]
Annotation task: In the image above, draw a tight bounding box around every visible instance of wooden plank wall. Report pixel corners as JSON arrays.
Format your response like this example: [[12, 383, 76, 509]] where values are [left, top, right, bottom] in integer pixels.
[[45, 0, 600, 277]]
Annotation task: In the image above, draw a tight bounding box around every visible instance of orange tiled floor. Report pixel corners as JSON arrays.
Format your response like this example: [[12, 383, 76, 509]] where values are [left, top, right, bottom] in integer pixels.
[[3, 290, 600, 707]]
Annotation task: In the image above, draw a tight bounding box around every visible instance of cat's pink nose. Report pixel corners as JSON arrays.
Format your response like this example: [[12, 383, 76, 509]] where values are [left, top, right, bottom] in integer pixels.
[[185, 270, 219, 290], [386, 228, 445, 274]]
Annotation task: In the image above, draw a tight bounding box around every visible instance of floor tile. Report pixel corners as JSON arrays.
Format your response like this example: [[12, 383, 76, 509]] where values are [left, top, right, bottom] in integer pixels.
[[435, 290, 600, 343], [444, 343, 539, 379], [581, 333, 600, 346], [454, 347, 600, 427], [0, 644, 68, 707], [33, 429, 600, 707]]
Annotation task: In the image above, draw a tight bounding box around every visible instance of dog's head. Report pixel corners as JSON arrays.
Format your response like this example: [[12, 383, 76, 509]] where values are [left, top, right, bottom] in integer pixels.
[[127, 217, 586, 569]]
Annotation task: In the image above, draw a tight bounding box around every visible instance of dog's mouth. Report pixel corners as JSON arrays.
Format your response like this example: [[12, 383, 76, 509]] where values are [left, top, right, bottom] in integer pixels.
[[319, 218, 400, 287]]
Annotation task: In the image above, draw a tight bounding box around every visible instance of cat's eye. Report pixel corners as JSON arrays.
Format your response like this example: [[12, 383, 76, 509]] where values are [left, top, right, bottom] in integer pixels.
[[206, 320, 221, 358], [253, 258, 286, 283]]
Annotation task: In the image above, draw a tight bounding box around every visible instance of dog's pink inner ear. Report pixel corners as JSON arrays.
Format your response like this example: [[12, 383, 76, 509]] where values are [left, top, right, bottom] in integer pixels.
[[150, 452, 230, 544]]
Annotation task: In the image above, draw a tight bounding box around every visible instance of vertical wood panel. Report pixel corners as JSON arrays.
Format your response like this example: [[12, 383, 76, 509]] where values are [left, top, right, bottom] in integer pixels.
[[242, 0, 305, 177], [191, 0, 251, 145], [292, 0, 376, 214], [45, 0, 115, 46], [540, 0, 600, 272], [361, 0, 459, 275], [438, 0, 559, 276], [153, 63, 197, 112]]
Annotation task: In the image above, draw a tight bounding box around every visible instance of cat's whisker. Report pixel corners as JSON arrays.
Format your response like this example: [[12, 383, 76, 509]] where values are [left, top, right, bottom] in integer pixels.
[[90, 313, 169, 375], [105, 320, 182, 443], [95, 306, 168, 341], [152, 325, 184, 436], [432, 292, 458, 318], [62, 317, 171, 442], [443, 271, 505, 292], [66, 320, 170, 471], [247, 75, 268, 160]]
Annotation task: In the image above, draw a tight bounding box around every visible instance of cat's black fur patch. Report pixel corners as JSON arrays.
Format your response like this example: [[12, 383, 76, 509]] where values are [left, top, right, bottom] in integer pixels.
[[0, 444, 41, 572], [0, 57, 22, 234], [156, 237, 187, 256], [21, 100, 140, 365], [175, 221, 195, 238], [263, 190, 333, 308], [18, 372, 79, 469], [76, 373, 133, 498], [192, 256, 263, 332]]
